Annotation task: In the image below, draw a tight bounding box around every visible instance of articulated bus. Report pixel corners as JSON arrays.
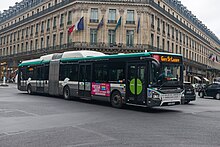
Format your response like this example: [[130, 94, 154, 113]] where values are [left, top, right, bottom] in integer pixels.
[[18, 50, 184, 108]]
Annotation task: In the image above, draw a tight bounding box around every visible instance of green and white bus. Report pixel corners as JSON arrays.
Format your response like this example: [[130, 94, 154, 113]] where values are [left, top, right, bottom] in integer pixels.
[[18, 50, 184, 108]]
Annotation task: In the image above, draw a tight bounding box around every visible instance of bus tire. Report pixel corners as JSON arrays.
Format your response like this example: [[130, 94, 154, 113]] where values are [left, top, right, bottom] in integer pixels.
[[27, 85, 32, 95], [111, 91, 123, 108], [63, 86, 71, 100]]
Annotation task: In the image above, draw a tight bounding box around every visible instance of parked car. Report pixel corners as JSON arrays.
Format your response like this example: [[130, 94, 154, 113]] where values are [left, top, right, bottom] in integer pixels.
[[198, 83, 220, 99], [182, 82, 196, 104]]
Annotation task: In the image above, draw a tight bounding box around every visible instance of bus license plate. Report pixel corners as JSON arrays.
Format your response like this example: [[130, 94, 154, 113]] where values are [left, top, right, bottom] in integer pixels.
[[168, 102, 175, 106]]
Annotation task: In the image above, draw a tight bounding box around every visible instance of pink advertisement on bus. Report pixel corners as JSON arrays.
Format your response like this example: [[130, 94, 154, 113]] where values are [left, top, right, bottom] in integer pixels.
[[91, 82, 110, 97]]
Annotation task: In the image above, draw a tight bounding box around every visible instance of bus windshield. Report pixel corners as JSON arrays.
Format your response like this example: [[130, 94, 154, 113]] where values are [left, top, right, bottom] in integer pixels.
[[151, 63, 182, 87]]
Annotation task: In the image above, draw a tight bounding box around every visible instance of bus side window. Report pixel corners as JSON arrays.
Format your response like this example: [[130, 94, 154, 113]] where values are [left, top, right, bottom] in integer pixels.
[[109, 63, 125, 83], [70, 64, 78, 81], [93, 63, 108, 83], [20, 67, 28, 80]]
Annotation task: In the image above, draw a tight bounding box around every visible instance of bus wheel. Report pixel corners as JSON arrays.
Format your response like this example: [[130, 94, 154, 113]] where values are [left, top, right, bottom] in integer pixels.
[[111, 91, 123, 108], [63, 86, 71, 100], [27, 85, 32, 95], [215, 93, 220, 100]]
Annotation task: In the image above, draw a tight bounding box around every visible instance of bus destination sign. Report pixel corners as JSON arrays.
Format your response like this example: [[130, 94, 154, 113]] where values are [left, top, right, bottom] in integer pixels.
[[153, 55, 181, 63], [161, 56, 180, 63]]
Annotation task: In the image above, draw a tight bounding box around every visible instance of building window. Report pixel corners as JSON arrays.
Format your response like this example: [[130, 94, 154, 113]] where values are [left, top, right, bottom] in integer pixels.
[[35, 39, 38, 49], [176, 45, 178, 54], [67, 11, 72, 25], [157, 36, 160, 49], [162, 39, 165, 51], [26, 27, 29, 38], [151, 14, 154, 28], [186, 35, 188, 46], [17, 44, 20, 53], [21, 43, 24, 52], [53, 34, 56, 47], [53, 17, 57, 29], [26, 42, 28, 52], [172, 27, 174, 39], [157, 18, 160, 31], [60, 14, 64, 27], [126, 10, 135, 24], [41, 38, 44, 49], [22, 29, 24, 39], [167, 41, 169, 52], [162, 21, 165, 34], [30, 40, 33, 51], [167, 24, 170, 36], [171, 43, 174, 53], [151, 34, 154, 46], [183, 34, 185, 44], [108, 9, 116, 23], [67, 33, 71, 43], [13, 45, 16, 54], [183, 48, 185, 57], [41, 21, 44, 33], [108, 30, 116, 46], [36, 23, 39, 33], [176, 29, 178, 41], [47, 19, 50, 31], [31, 25, 33, 36], [60, 32, 63, 46], [90, 8, 98, 23], [46, 36, 50, 48], [126, 30, 134, 47], [90, 29, 97, 45]]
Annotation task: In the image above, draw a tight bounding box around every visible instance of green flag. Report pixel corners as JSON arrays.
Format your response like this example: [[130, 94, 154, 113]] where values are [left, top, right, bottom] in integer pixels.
[[115, 16, 122, 31]]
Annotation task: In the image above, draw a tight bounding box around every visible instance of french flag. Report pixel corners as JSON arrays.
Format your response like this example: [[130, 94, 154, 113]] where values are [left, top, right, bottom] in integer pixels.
[[68, 17, 84, 34]]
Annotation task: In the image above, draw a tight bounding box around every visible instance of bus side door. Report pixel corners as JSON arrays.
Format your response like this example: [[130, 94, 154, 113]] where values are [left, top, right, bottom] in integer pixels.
[[78, 63, 92, 97], [126, 63, 147, 105]]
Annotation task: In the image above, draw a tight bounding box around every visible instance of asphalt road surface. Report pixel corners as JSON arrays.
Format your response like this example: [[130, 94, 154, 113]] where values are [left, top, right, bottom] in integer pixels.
[[0, 84, 220, 147]]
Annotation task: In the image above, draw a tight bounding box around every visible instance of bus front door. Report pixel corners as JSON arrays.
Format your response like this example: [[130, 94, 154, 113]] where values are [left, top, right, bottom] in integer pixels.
[[78, 64, 92, 97], [126, 64, 146, 105], [36, 66, 44, 93]]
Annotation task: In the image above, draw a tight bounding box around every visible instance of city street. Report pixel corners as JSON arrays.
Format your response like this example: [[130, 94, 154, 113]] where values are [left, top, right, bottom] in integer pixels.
[[0, 84, 220, 147]]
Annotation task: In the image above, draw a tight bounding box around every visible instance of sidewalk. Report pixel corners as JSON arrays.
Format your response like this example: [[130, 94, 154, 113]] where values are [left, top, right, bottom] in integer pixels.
[[0, 82, 17, 88]]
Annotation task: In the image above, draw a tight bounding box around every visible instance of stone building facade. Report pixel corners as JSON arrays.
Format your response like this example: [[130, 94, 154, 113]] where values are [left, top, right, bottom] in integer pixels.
[[0, 0, 220, 82]]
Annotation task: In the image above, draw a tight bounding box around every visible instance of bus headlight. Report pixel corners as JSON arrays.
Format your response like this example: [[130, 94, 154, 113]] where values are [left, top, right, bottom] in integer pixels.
[[152, 92, 160, 99]]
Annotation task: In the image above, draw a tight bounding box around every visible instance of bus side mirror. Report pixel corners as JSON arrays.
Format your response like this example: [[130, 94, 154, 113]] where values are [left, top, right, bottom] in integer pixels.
[[152, 60, 160, 71]]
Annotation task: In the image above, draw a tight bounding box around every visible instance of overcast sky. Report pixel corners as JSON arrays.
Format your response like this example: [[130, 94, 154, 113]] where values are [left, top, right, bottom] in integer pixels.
[[0, 0, 220, 39]]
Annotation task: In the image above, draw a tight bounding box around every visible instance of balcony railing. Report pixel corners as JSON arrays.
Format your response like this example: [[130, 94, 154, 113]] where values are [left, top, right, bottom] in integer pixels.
[[90, 19, 99, 23], [108, 20, 117, 24], [126, 21, 135, 24]]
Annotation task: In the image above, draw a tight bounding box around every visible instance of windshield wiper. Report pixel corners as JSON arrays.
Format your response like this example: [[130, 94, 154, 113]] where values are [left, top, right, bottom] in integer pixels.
[[159, 80, 181, 89]]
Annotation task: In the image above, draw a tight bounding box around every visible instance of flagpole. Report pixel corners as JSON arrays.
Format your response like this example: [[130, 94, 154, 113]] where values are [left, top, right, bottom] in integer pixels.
[[101, 25, 103, 44], [120, 17, 122, 46]]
